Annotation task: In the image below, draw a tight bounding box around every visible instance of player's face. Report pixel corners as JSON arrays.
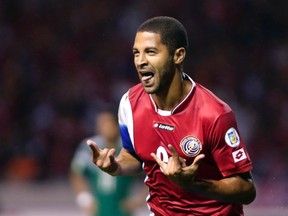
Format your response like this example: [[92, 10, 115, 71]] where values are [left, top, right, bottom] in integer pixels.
[[133, 32, 175, 94], [96, 112, 119, 145]]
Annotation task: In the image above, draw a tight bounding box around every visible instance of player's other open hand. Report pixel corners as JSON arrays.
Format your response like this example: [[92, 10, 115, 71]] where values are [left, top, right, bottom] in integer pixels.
[[87, 139, 119, 175], [151, 144, 205, 185]]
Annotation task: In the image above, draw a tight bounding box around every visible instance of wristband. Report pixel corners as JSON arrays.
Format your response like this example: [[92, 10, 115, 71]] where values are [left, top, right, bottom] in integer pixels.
[[76, 191, 95, 209]]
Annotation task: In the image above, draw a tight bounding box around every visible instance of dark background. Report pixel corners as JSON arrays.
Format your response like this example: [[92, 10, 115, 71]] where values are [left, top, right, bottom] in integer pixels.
[[0, 0, 287, 208]]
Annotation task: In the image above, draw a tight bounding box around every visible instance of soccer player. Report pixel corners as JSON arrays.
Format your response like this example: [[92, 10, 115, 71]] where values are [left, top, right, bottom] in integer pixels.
[[88, 16, 256, 215], [70, 111, 145, 216]]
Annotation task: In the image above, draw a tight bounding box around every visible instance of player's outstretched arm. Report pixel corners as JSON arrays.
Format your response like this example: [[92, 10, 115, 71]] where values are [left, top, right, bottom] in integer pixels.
[[151, 144, 256, 205], [87, 140, 142, 176], [190, 171, 256, 205], [114, 148, 143, 176]]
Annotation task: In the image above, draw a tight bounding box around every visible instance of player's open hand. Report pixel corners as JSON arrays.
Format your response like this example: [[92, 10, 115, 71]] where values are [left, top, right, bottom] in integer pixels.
[[151, 144, 205, 185], [87, 139, 119, 175]]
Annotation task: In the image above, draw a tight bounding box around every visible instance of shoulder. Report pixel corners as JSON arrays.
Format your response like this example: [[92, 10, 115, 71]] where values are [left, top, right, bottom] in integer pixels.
[[127, 83, 146, 103], [119, 83, 149, 114], [119, 83, 143, 104], [194, 83, 232, 118], [118, 84, 142, 125]]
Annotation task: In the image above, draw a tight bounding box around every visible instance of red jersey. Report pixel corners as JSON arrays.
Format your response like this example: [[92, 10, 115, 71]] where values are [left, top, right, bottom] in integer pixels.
[[118, 74, 252, 216]]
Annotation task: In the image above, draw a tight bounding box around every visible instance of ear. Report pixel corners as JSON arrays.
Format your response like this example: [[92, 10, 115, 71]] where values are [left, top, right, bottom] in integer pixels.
[[173, 47, 186, 64]]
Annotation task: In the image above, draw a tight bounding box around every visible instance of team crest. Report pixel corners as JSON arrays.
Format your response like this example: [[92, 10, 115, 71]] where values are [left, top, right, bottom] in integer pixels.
[[225, 127, 240, 147], [180, 136, 202, 157]]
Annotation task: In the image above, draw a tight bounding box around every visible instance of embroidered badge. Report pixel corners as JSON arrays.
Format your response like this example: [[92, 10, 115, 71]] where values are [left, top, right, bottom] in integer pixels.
[[180, 136, 202, 157], [225, 127, 240, 147]]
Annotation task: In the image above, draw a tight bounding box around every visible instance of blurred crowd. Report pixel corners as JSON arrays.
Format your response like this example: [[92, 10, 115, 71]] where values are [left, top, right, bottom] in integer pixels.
[[0, 0, 287, 206]]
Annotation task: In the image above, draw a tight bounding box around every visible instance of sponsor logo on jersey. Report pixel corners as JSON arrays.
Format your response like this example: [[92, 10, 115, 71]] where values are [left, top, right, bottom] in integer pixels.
[[225, 127, 240, 147], [180, 136, 202, 157], [153, 122, 174, 132], [232, 148, 247, 163]]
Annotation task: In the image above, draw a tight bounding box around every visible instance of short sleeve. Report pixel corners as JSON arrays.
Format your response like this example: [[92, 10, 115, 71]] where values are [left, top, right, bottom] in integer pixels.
[[118, 91, 136, 154], [209, 112, 252, 177]]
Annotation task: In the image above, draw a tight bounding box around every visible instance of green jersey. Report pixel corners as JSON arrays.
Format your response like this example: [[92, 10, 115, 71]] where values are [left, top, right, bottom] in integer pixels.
[[71, 136, 134, 216]]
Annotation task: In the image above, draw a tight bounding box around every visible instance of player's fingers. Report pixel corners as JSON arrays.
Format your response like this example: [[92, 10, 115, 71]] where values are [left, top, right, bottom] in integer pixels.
[[192, 154, 205, 168], [168, 144, 179, 159], [179, 157, 187, 167], [107, 149, 116, 162], [87, 139, 100, 158], [107, 148, 116, 156], [151, 153, 166, 168]]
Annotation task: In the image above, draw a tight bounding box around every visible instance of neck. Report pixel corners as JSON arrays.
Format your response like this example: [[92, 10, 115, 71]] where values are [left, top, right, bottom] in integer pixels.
[[151, 72, 191, 111]]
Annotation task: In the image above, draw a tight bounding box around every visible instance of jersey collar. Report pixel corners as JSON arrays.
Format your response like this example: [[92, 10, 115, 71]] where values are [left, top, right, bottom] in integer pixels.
[[149, 73, 196, 116]]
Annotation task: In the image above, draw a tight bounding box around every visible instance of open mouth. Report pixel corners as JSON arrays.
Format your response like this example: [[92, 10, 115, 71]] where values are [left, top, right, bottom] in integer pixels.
[[141, 72, 154, 82]]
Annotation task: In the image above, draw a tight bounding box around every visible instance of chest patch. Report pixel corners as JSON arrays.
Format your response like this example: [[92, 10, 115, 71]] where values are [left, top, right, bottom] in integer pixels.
[[180, 136, 202, 157]]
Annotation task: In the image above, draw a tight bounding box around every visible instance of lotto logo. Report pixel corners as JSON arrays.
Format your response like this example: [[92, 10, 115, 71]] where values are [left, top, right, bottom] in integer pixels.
[[153, 122, 174, 131], [232, 148, 247, 163]]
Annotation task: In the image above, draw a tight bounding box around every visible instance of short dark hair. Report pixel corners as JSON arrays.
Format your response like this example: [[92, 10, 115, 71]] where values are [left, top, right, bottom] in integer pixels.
[[137, 16, 188, 54]]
